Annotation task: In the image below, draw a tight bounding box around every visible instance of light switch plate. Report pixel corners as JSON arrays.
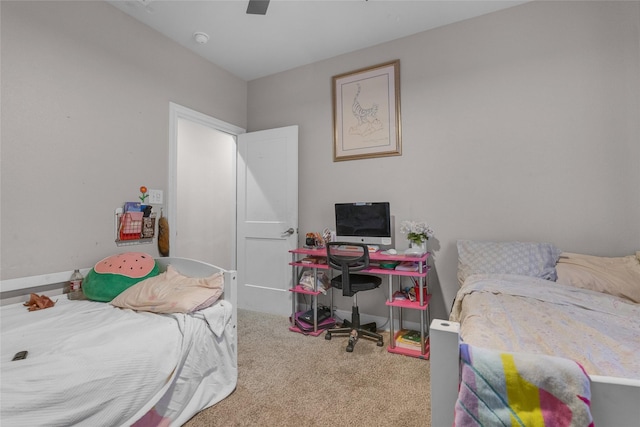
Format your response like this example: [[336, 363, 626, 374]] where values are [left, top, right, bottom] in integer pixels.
[[148, 189, 163, 204]]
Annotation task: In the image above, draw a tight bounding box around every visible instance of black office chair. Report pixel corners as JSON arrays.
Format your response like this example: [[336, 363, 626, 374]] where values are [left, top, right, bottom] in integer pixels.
[[324, 242, 384, 352]]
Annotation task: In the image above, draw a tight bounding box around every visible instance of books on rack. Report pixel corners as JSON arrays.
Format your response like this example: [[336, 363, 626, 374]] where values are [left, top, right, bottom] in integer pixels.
[[300, 256, 327, 265], [395, 329, 422, 350]]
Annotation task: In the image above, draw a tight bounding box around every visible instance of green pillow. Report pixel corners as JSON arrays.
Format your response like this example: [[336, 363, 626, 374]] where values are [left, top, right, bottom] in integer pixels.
[[83, 252, 159, 302]]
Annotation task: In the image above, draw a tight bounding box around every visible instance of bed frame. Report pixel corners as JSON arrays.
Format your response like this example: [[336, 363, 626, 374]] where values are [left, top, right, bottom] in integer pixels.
[[430, 319, 640, 427], [1, 257, 238, 425], [155, 257, 238, 341]]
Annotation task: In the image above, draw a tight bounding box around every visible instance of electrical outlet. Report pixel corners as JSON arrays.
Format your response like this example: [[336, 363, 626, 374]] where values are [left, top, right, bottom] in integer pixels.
[[148, 189, 163, 204]]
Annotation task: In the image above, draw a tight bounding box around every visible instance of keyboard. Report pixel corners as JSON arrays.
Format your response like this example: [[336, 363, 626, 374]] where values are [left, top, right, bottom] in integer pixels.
[[336, 245, 380, 252]]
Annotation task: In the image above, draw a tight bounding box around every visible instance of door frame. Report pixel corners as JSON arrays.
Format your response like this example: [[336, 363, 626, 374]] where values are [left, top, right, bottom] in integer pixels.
[[168, 102, 245, 269]]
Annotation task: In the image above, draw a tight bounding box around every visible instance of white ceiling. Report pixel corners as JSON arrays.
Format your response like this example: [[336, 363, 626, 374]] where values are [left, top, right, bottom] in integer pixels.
[[108, 0, 528, 81]]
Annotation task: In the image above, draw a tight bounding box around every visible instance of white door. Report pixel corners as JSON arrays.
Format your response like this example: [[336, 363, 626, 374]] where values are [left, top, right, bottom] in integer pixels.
[[237, 126, 298, 316]]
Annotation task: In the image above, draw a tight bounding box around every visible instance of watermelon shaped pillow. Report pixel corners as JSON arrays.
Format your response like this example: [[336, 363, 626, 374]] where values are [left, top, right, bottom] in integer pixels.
[[83, 252, 159, 302]]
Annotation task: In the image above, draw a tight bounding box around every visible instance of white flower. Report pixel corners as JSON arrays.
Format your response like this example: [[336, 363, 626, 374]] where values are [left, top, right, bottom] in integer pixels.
[[400, 220, 434, 243]]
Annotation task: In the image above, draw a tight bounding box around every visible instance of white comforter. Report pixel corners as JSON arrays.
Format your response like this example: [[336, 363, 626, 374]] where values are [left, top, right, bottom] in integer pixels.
[[450, 274, 640, 378], [1, 297, 236, 426]]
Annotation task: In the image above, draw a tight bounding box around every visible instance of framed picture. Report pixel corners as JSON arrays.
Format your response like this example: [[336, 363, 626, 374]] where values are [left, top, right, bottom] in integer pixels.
[[332, 60, 401, 162]]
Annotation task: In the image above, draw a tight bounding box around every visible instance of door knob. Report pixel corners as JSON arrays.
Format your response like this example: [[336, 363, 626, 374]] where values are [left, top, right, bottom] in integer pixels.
[[282, 227, 295, 236]]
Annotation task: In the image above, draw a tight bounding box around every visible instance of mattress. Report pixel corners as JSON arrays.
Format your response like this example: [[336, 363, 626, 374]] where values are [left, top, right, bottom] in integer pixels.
[[1, 297, 237, 426], [450, 273, 640, 378]]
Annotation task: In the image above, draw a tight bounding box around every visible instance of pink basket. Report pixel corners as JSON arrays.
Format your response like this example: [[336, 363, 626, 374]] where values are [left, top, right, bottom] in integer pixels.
[[119, 212, 143, 240]]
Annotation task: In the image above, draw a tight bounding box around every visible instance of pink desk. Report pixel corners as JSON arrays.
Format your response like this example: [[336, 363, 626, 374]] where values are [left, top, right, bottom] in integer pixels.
[[289, 247, 431, 358]]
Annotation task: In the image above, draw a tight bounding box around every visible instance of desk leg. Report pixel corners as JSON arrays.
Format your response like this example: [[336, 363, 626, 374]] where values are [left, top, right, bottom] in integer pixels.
[[388, 275, 395, 349], [420, 309, 426, 354], [312, 268, 318, 332], [420, 274, 426, 354], [329, 268, 334, 319], [291, 254, 296, 326]]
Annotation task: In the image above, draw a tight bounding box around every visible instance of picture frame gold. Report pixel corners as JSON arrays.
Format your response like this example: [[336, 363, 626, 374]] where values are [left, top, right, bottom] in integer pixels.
[[332, 60, 401, 162]]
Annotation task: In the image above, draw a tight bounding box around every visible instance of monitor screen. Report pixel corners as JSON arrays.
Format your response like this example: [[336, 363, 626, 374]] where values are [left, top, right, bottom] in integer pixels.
[[334, 202, 393, 247]]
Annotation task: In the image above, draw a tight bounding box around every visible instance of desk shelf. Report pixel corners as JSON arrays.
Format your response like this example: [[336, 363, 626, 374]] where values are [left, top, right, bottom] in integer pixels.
[[290, 262, 329, 270], [386, 294, 431, 310], [388, 338, 431, 359], [288, 325, 327, 337], [288, 285, 323, 296], [367, 266, 429, 278], [289, 253, 334, 335]]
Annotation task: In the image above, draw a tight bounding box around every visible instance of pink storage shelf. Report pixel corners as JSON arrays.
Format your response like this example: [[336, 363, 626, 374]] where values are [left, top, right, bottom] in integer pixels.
[[288, 325, 327, 337], [289, 248, 429, 276], [386, 294, 431, 309], [387, 341, 430, 359], [388, 331, 430, 359], [289, 311, 335, 336], [288, 285, 323, 296], [367, 265, 429, 277], [289, 262, 330, 270]]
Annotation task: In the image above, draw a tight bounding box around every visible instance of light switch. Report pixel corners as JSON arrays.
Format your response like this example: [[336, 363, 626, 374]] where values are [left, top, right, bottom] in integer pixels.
[[148, 189, 163, 204]]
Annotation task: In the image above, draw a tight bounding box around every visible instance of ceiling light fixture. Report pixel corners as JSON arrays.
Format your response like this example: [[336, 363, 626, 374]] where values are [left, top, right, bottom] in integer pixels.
[[193, 32, 210, 45]]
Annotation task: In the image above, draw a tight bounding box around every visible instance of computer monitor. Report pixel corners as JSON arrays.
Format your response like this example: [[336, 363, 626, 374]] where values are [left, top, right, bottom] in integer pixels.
[[334, 202, 394, 248]]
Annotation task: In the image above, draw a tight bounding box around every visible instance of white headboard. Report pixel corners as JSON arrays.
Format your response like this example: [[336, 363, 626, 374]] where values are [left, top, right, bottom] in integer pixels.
[[0, 257, 238, 331]]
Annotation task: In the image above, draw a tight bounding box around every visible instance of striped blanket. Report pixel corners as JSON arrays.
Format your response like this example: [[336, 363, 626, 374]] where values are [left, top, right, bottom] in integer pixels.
[[455, 344, 593, 427]]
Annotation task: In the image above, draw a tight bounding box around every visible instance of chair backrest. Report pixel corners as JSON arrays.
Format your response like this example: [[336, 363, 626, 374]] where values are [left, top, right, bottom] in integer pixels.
[[326, 242, 370, 296]]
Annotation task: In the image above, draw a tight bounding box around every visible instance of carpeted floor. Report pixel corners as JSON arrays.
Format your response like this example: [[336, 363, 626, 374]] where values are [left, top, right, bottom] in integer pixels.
[[184, 309, 431, 426]]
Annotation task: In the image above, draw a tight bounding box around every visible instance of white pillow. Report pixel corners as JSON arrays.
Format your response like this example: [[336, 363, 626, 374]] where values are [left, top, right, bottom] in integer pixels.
[[556, 252, 640, 303], [457, 240, 562, 286], [111, 265, 224, 313]]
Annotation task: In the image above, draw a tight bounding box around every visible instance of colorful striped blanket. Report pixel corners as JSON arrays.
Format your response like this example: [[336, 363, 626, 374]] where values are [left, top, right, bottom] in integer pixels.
[[455, 344, 593, 427]]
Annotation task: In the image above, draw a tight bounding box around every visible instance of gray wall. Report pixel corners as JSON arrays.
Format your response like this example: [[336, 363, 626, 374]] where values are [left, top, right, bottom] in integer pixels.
[[247, 1, 640, 319], [1, 1, 246, 278], [2, 1, 638, 321]]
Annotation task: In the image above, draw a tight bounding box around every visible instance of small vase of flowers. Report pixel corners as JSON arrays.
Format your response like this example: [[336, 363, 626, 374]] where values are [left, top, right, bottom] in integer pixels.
[[400, 220, 434, 252]]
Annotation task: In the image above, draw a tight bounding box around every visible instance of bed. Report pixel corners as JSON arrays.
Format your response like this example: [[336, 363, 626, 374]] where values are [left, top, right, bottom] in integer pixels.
[[1, 257, 238, 427], [430, 241, 640, 427]]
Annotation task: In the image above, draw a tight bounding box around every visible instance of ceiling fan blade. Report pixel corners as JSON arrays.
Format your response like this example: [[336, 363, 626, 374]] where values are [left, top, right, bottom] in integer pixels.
[[246, 0, 270, 15]]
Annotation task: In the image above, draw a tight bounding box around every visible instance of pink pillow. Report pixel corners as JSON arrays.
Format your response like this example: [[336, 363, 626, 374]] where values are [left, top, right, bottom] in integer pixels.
[[111, 265, 224, 313]]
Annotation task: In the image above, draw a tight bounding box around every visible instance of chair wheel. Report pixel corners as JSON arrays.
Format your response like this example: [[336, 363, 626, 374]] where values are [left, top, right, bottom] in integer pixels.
[[377, 340, 384, 347], [325, 333, 332, 340], [346, 336, 356, 352]]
